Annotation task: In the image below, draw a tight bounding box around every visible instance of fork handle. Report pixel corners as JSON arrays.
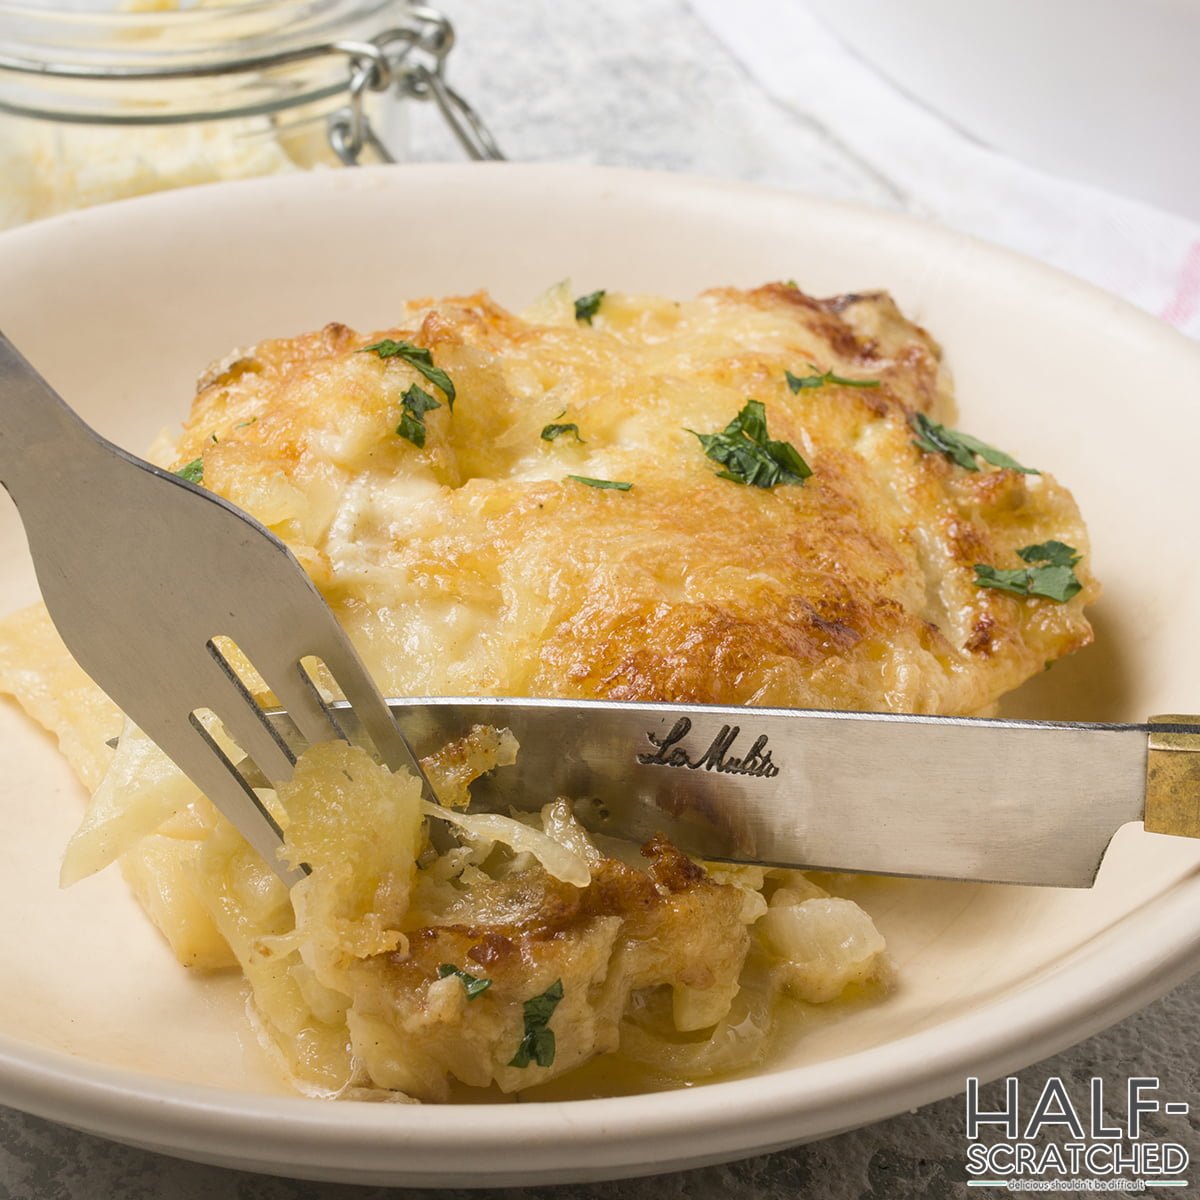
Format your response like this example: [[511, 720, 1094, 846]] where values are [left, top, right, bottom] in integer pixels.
[[0, 332, 101, 500]]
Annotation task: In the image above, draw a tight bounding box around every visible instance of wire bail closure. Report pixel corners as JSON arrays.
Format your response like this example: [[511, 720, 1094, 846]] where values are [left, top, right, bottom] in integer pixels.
[[327, 6, 503, 165]]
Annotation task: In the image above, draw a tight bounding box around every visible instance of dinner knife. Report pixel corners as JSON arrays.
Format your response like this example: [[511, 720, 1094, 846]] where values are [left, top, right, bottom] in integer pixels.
[[284, 699, 1200, 888]]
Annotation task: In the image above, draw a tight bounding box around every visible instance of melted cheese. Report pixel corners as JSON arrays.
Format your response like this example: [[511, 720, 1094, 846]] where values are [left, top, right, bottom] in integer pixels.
[[176, 283, 1094, 712]]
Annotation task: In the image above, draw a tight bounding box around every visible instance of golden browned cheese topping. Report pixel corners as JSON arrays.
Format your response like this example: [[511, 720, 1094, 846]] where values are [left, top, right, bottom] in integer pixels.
[[173, 282, 1094, 715]]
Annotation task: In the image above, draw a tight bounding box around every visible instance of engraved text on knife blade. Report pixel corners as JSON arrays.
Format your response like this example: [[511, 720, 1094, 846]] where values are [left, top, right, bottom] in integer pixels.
[[636, 716, 780, 777]]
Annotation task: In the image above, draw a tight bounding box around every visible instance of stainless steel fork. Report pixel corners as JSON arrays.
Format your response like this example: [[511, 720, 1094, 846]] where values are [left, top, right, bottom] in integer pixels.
[[0, 331, 433, 887]]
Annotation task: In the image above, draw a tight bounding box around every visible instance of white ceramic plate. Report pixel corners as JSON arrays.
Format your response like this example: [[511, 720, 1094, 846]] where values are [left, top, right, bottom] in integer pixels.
[[1, 165, 1199, 1188]]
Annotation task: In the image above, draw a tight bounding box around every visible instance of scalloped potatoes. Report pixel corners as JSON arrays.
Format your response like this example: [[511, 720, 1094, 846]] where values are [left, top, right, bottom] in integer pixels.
[[0, 281, 1096, 1099]]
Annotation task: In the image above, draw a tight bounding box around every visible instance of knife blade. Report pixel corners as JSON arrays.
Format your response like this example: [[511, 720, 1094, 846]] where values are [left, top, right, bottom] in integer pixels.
[[268, 700, 1200, 888]]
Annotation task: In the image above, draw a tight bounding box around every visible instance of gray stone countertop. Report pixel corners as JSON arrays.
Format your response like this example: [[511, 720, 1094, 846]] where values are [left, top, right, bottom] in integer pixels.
[[3, 1, 1198, 1196]]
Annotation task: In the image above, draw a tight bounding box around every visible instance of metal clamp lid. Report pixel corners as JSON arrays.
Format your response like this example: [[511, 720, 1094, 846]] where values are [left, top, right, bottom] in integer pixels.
[[328, 6, 503, 164]]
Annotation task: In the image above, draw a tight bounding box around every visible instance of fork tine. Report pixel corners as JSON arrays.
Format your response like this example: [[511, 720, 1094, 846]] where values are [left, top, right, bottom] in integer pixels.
[[316, 636, 438, 799], [155, 716, 306, 888], [254, 655, 348, 750], [202, 650, 299, 787]]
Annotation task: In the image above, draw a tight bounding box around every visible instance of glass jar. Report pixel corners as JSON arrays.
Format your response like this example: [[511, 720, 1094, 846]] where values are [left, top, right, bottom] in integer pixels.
[[0, 0, 501, 230]]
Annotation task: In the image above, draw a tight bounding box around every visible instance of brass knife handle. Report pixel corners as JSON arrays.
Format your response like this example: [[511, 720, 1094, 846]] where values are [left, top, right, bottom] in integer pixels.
[[1145, 715, 1200, 838]]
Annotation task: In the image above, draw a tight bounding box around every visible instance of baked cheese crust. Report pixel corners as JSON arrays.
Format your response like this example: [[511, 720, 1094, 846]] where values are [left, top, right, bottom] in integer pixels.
[[172, 282, 1094, 715]]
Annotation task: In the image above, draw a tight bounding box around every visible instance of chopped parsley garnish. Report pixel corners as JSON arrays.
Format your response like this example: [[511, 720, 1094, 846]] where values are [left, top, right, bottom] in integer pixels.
[[509, 979, 564, 1068], [1016, 540, 1080, 568], [361, 338, 456, 409], [234, 416, 257, 429], [974, 541, 1082, 603], [690, 399, 811, 488], [541, 422, 584, 443], [566, 474, 632, 491], [910, 412, 1037, 474], [786, 364, 880, 391], [395, 383, 442, 448], [437, 963, 491, 1000], [175, 458, 204, 484], [574, 290, 605, 325]]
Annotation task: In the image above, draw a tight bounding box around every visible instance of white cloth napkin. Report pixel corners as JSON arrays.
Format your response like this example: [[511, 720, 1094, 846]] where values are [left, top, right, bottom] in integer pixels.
[[688, 0, 1200, 341]]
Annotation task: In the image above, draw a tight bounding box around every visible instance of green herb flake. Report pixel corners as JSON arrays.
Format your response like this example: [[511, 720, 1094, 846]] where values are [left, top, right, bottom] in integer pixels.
[[574, 290, 606, 325], [909, 412, 1038, 475], [786, 364, 880, 392], [395, 384, 442, 449], [175, 458, 204, 484], [566, 474, 632, 491], [974, 542, 1083, 603], [1016, 540, 1079, 568], [541, 422, 584, 443], [509, 979, 564, 1069], [361, 338, 456, 408], [437, 963, 491, 1000], [690, 399, 811, 488], [234, 416, 258, 429]]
